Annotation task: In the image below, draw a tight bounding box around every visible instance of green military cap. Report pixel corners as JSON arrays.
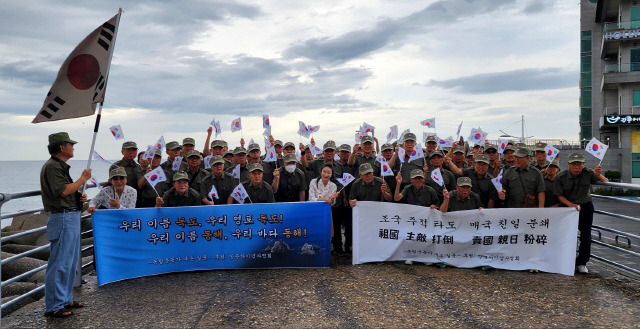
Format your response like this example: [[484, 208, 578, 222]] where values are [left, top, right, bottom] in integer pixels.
[[182, 137, 195, 146], [186, 150, 202, 159], [513, 147, 531, 158], [429, 150, 445, 158], [122, 141, 138, 150], [323, 140, 337, 151], [457, 177, 472, 187], [283, 153, 297, 163], [549, 157, 560, 168], [233, 147, 247, 155], [166, 141, 181, 150], [209, 155, 225, 166], [452, 147, 465, 154], [503, 144, 516, 153], [173, 171, 189, 181], [485, 144, 498, 152], [475, 154, 490, 164], [533, 142, 547, 152], [274, 140, 283, 147], [425, 135, 437, 143], [220, 140, 228, 147], [223, 150, 234, 157], [248, 143, 260, 152], [381, 143, 394, 151], [154, 149, 162, 157], [283, 142, 295, 149], [403, 133, 416, 142], [410, 169, 425, 179], [109, 166, 127, 179], [48, 132, 77, 145], [516, 142, 527, 148], [361, 135, 374, 144], [466, 152, 474, 158], [210, 140, 224, 148], [339, 144, 351, 152], [247, 162, 264, 172], [359, 163, 374, 175], [568, 153, 585, 163]]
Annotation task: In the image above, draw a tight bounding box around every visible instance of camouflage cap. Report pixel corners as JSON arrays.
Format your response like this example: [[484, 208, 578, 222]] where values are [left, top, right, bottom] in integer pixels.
[[381, 143, 394, 151], [48, 132, 77, 145], [186, 150, 202, 159], [457, 177, 472, 187], [166, 141, 181, 150], [273, 140, 283, 147], [429, 150, 445, 158], [359, 163, 374, 175], [182, 137, 195, 146], [533, 142, 547, 152], [248, 143, 260, 152], [339, 144, 351, 152], [233, 147, 247, 155], [513, 147, 531, 158], [283, 153, 297, 163], [410, 169, 425, 179], [209, 155, 225, 166], [210, 140, 225, 148], [173, 171, 189, 181], [361, 135, 374, 144], [323, 140, 337, 151], [283, 142, 295, 150], [247, 162, 264, 172], [109, 166, 127, 179], [474, 154, 490, 164], [568, 153, 585, 163], [122, 141, 138, 150], [403, 133, 416, 142]]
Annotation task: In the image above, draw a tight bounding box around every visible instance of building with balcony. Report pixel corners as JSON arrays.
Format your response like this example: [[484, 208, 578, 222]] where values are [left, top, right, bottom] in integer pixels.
[[582, 0, 640, 183]]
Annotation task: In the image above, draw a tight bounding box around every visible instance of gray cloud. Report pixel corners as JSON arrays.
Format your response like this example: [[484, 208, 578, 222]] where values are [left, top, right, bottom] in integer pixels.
[[284, 0, 517, 63], [426, 68, 577, 94]]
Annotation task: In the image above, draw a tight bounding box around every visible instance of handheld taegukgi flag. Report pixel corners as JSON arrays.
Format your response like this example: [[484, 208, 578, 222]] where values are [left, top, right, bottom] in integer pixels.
[[203, 155, 213, 170], [420, 118, 436, 129], [309, 144, 323, 157], [230, 117, 242, 132], [142, 145, 155, 160], [585, 137, 609, 162], [491, 169, 503, 192], [307, 125, 320, 133], [92, 150, 112, 165], [355, 131, 363, 144], [263, 114, 270, 128], [497, 138, 509, 154], [397, 147, 406, 164], [263, 146, 277, 162], [544, 144, 560, 162], [144, 167, 167, 189], [437, 136, 454, 148], [380, 157, 394, 177], [231, 183, 250, 204], [337, 173, 356, 192], [361, 122, 375, 136], [230, 164, 241, 179], [387, 125, 398, 143], [409, 147, 424, 162], [399, 129, 410, 143], [211, 119, 222, 137], [263, 126, 271, 138], [87, 176, 102, 190], [456, 121, 463, 138], [32, 12, 121, 123], [430, 168, 444, 187], [172, 156, 183, 171], [468, 127, 488, 146], [208, 184, 219, 200], [109, 125, 124, 140], [298, 121, 311, 138]]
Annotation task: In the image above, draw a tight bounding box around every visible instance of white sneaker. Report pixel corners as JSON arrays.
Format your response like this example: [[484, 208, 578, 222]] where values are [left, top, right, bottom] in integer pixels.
[[405, 260, 413, 265], [577, 265, 589, 274]]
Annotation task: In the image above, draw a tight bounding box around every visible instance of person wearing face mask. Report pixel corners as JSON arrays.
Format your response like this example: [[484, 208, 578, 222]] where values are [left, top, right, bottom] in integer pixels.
[[272, 153, 307, 202], [88, 167, 137, 213]]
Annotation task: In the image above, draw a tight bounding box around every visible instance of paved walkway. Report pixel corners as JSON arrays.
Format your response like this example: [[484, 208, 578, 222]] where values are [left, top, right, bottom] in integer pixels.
[[3, 255, 639, 329]]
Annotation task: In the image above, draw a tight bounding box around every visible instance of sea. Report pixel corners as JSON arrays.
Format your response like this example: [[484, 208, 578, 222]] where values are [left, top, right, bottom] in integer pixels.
[[0, 160, 114, 228]]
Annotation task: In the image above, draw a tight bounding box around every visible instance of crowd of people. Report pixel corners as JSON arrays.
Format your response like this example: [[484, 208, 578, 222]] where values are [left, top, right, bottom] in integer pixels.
[[40, 129, 608, 317]]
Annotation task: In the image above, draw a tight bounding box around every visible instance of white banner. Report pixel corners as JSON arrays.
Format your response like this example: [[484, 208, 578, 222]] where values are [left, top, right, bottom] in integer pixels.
[[353, 202, 579, 276]]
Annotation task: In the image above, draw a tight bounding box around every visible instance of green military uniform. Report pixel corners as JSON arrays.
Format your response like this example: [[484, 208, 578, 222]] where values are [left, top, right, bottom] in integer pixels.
[[200, 172, 236, 205], [161, 187, 201, 207], [399, 184, 439, 207], [461, 167, 498, 208], [425, 167, 456, 204], [447, 190, 482, 212], [242, 181, 275, 203], [349, 177, 386, 202], [40, 157, 81, 212], [110, 159, 143, 191], [502, 147, 545, 208]]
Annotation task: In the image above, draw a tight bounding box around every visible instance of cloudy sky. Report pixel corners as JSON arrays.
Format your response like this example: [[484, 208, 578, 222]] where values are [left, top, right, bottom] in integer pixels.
[[0, 0, 579, 161]]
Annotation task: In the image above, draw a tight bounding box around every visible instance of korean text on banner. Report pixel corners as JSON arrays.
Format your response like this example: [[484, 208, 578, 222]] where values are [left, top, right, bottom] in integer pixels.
[[92, 202, 332, 285], [352, 202, 579, 276]]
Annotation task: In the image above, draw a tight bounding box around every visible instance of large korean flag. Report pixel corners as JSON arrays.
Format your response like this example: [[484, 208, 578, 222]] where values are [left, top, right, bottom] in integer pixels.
[[33, 13, 119, 123]]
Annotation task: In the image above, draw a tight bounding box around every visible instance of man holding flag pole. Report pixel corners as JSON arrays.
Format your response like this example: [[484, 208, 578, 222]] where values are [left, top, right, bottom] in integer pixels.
[[32, 9, 123, 317]]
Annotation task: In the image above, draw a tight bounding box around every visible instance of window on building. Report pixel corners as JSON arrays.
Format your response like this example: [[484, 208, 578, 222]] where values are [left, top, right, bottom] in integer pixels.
[[581, 55, 591, 72], [580, 90, 592, 108], [632, 6, 640, 28], [631, 49, 640, 71], [634, 90, 640, 107]]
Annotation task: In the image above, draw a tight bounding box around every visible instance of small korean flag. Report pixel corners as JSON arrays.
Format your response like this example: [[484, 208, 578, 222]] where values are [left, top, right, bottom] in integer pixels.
[[339, 173, 356, 187], [144, 167, 167, 188], [491, 170, 503, 192], [380, 158, 394, 177], [230, 164, 241, 179], [430, 168, 444, 187], [263, 114, 270, 128], [497, 138, 509, 154], [420, 118, 435, 128], [208, 184, 219, 200], [387, 125, 398, 143], [109, 125, 124, 140], [362, 122, 375, 135], [544, 144, 560, 162], [263, 146, 277, 162], [409, 147, 424, 162], [585, 137, 609, 161], [172, 156, 183, 171], [468, 127, 488, 146], [231, 183, 249, 204], [230, 117, 242, 132], [203, 155, 213, 169]]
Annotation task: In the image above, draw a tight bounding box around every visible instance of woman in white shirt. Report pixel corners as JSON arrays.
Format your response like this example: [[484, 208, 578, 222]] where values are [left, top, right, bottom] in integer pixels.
[[308, 163, 340, 252], [88, 167, 137, 213]]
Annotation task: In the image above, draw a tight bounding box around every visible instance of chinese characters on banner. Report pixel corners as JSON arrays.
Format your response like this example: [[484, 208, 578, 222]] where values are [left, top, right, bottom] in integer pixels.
[[92, 202, 331, 285], [352, 202, 579, 276]]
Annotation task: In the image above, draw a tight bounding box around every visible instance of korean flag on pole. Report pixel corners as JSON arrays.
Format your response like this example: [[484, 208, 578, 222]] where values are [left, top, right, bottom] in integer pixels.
[[298, 121, 311, 138], [144, 167, 167, 189], [142, 145, 155, 160], [263, 146, 277, 162], [387, 125, 398, 143], [544, 144, 560, 162], [230, 117, 242, 132], [362, 122, 375, 136], [585, 137, 609, 161], [430, 168, 444, 187], [409, 147, 424, 162], [109, 125, 124, 140], [92, 150, 112, 165], [208, 184, 219, 200], [339, 173, 356, 187], [437, 136, 453, 148], [491, 170, 503, 192], [263, 114, 270, 128], [230, 164, 241, 179], [468, 127, 488, 146], [420, 118, 436, 129], [497, 138, 509, 154], [172, 156, 183, 171], [231, 183, 249, 204], [380, 158, 394, 177]]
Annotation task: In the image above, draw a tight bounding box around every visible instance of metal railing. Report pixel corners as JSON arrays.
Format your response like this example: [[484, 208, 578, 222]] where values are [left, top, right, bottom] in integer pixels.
[[591, 181, 640, 276], [604, 21, 640, 32], [0, 187, 97, 316], [602, 107, 639, 115], [603, 62, 640, 73]]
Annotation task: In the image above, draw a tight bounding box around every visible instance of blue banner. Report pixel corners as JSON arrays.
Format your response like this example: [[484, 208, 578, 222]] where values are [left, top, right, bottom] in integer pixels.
[[92, 202, 331, 285]]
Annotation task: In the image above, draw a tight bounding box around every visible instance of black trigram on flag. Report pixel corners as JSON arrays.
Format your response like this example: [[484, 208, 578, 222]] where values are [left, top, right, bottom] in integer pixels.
[[97, 21, 115, 52], [39, 92, 66, 119]]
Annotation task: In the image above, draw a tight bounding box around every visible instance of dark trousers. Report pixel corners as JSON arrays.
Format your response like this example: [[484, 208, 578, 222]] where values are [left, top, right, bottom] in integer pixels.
[[331, 206, 353, 252], [577, 201, 594, 266]]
